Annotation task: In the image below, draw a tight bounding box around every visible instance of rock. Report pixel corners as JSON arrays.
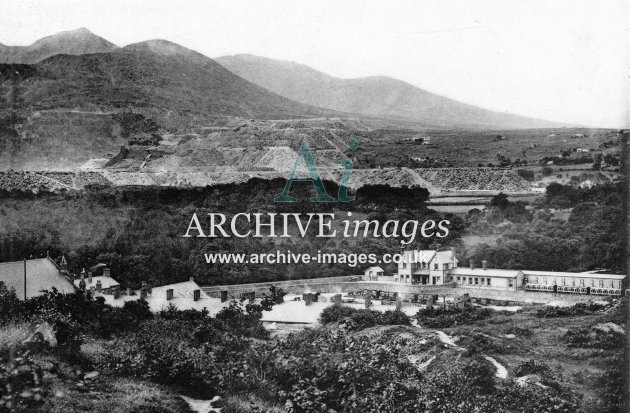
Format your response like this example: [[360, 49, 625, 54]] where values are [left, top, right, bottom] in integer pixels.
[[210, 396, 225, 408], [84, 371, 99, 380], [39, 360, 55, 371]]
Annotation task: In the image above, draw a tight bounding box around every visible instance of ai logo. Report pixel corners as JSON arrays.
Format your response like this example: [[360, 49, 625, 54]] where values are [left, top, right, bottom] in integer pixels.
[[274, 138, 358, 202]]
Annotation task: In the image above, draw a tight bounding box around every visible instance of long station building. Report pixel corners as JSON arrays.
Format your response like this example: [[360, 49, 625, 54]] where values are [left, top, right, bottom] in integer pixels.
[[394, 249, 625, 296]]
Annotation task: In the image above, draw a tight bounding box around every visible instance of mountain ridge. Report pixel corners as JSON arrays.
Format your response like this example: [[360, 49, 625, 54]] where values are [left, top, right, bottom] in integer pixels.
[[216, 53, 564, 129], [0, 27, 119, 64]]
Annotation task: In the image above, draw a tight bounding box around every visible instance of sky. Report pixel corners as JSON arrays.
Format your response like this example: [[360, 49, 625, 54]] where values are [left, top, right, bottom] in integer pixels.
[[0, 0, 628, 127]]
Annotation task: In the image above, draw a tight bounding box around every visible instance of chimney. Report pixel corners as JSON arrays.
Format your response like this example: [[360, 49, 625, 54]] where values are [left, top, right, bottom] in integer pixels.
[[140, 282, 148, 299], [87, 271, 93, 284], [95, 280, 102, 292], [126, 288, 132, 296], [469, 259, 475, 269], [189, 277, 194, 283], [482, 260, 487, 270], [166, 289, 174, 301], [89, 286, 95, 294], [80, 268, 86, 280], [193, 289, 201, 301], [103, 268, 111, 278]]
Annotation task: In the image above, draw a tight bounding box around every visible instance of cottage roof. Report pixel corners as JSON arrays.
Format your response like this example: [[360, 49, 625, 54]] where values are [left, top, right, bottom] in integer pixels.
[[99, 280, 214, 312], [74, 275, 120, 290], [0, 258, 75, 300]]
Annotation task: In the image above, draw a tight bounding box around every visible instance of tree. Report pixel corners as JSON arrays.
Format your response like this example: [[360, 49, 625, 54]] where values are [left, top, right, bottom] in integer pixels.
[[489, 193, 510, 210]]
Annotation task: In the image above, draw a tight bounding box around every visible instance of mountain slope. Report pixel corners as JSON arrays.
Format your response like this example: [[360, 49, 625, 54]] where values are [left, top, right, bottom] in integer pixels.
[[216, 54, 561, 129], [0, 28, 119, 64], [0, 38, 341, 169], [0, 40, 338, 119]]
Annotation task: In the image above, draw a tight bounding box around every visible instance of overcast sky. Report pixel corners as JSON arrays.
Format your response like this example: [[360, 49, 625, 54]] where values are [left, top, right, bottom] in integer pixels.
[[1, 0, 628, 127]]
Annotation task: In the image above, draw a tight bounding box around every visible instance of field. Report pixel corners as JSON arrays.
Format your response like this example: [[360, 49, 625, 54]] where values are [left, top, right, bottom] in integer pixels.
[[352, 127, 621, 168]]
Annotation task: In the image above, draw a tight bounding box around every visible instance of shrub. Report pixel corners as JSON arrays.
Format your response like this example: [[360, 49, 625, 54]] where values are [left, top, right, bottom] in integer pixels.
[[463, 334, 507, 356], [97, 319, 226, 397], [319, 305, 356, 324], [0, 282, 21, 323], [514, 359, 562, 392], [517, 169, 535, 181], [0, 352, 43, 412], [536, 302, 606, 318], [563, 324, 624, 349], [505, 325, 533, 337], [415, 306, 496, 328], [319, 306, 411, 331], [215, 300, 272, 339]]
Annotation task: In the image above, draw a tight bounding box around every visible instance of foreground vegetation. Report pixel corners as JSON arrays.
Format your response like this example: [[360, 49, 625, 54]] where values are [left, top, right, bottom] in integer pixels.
[[1, 283, 624, 412]]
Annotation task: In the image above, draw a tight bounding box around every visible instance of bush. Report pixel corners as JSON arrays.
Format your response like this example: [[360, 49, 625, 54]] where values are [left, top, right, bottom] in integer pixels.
[[319, 305, 356, 324], [270, 330, 423, 412], [517, 169, 535, 181], [563, 324, 624, 349], [505, 325, 533, 337], [319, 306, 411, 331], [463, 334, 507, 356], [98, 319, 220, 397], [215, 300, 272, 339], [415, 306, 496, 328], [0, 352, 43, 412], [536, 302, 606, 318], [514, 359, 552, 377], [514, 359, 562, 392]]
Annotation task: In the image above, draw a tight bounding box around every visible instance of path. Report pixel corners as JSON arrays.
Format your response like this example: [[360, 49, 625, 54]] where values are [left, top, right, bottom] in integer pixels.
[[403, 167, 441, 195], [180, 395, 222, 413], [483, 356, 508, 379]]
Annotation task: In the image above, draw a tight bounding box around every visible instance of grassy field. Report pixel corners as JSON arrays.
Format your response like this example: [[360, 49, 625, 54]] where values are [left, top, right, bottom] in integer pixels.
[[351, 127, 620, 168]]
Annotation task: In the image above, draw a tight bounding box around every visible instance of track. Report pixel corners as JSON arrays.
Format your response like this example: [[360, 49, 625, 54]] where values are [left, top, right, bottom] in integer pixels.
[[403, 167, 441, 195]]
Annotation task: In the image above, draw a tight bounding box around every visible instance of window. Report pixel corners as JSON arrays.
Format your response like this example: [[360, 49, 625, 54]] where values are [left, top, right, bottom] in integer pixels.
[[487, 278, 491, 286], [590, 279, 594, 287], [434, 263, 439, 270], [509, 280, 514, 288], [571, 279, 575, 287], [474, 277, 478, 285], [562, 278, 566, 286], [534, 276, 539, 284], [457, 277, 461, 282], [443, 263, 449, 270], [580, 279, 584, 287], [599, 280, 603, 288], [609, 280, 614, 288], [481, 278, 485, 285], [402, 263, 407, 269]]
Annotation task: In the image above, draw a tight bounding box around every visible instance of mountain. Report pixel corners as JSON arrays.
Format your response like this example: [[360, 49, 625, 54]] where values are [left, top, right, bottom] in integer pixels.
[[0, 28, 119, 64], [216, 54, 562, 129], [0, 37, 344, 169], [0, 39, 337, 119]]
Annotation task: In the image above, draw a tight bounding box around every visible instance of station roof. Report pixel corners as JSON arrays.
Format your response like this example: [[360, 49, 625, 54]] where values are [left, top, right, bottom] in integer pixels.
[[449, 267, 522, 278]]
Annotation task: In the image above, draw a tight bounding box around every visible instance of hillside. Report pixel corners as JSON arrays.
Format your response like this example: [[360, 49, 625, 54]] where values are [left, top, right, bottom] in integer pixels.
[[216, 54, 562, 130], [0, 41, 342, 169], [0, 42, 337, 119], [0, 27, 119, 64]]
